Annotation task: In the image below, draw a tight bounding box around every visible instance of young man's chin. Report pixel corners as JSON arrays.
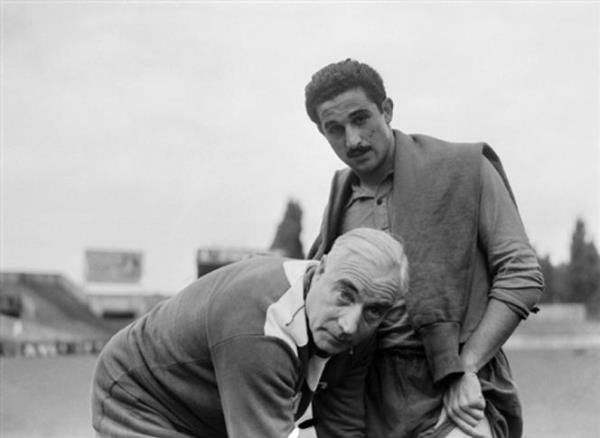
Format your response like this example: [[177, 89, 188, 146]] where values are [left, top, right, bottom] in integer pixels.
[[350, 158, 381, 177]]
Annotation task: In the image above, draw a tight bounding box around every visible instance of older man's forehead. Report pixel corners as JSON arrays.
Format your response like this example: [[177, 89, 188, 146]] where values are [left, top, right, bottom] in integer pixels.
[[337, 271, 396, 304], [340, 260, 391, 280], [360, 286, 396, 305]]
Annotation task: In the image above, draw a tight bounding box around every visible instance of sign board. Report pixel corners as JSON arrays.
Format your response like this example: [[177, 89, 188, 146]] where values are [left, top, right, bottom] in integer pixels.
[[85, 250, 143, 284]]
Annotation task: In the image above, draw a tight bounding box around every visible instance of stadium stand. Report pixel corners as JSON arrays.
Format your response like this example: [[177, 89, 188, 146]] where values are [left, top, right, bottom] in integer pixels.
[[0, 272, 114, 356]]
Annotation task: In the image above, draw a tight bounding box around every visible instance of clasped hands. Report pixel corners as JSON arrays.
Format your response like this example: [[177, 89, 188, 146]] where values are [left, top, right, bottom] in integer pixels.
[[438, 371, 487, 438]]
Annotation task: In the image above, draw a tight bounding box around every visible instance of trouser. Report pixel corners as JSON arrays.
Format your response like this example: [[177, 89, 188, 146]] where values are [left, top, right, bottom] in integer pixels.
[[364, 348, 523, 438], [92, 357, 195, 438], [91, 335, 200, 438]]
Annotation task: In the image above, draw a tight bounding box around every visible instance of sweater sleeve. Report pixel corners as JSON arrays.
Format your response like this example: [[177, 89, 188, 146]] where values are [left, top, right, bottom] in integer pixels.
[[479, 159, 544, 317], [211, 336, 300, 438]]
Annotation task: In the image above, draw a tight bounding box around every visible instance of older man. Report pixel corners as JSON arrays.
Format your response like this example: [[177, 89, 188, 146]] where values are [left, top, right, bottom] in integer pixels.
[[306, 59, 544, 438], [91, 228, 409, 438]]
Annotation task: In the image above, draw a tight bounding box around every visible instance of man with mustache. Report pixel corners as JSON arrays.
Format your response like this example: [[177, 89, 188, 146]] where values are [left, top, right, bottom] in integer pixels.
[[306, 59, 544, 438], [91, 227, 409, 438]]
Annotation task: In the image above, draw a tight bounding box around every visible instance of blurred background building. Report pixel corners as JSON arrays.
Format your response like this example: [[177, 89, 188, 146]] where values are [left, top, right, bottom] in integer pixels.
[[0, 199, 306, 356]]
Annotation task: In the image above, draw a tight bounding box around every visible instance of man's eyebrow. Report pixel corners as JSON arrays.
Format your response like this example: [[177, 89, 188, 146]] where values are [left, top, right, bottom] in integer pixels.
[[323, 120, 342, 130], [364, 294, 395, 307], [350, 108, 370, 117], [337, 279, 358, 293]]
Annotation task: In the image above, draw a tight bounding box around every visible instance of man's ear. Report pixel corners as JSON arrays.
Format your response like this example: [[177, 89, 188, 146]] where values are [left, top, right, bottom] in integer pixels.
[[382, 98, 394, 124], [317, 255, 327, 275]]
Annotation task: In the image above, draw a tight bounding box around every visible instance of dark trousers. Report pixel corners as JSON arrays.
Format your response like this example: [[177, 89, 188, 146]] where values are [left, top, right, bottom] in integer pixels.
[[365, 348, 523, 438]]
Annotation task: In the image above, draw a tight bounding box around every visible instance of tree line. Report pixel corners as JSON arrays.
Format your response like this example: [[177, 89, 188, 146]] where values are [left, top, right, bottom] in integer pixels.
[[538, 218, 600, 318]]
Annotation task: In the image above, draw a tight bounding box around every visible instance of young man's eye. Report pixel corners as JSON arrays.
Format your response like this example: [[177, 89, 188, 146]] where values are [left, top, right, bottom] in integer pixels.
[[353, 114, 368, 124], [326, 125, 344, 136]]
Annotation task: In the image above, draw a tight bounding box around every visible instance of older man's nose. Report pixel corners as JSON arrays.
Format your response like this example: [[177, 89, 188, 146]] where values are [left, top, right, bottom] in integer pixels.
[[339, 305, 362, 336]]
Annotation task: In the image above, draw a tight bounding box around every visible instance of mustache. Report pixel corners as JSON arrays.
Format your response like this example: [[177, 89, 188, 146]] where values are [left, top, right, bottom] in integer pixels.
[[346, 145, 372, 158]]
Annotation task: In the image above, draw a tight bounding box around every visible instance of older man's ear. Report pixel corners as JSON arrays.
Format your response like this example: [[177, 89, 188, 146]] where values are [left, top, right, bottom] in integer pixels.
[[316, 255, 328, 276]]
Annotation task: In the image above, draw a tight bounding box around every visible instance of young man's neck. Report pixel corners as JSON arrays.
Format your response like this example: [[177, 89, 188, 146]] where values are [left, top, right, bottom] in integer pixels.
[[358, 169, 392, 191]]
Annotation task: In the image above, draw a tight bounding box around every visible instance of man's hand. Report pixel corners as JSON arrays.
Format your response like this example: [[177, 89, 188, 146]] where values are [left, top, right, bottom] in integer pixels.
[[442, 371, 486, 438]]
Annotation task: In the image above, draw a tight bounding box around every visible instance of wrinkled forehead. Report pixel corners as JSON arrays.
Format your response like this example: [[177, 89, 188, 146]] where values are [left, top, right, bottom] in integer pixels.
[[330, 253, 398, 303]]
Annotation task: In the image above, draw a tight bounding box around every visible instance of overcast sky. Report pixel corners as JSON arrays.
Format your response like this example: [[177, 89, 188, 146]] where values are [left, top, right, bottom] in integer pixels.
[[2, 1, 598, 293]]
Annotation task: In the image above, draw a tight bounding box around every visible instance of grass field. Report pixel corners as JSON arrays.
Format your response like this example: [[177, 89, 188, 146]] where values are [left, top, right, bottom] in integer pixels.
[[1, 348, 599, 438]]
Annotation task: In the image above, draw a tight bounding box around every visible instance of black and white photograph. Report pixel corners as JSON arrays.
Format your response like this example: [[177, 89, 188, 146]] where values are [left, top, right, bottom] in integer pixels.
[[1, 1, 599, 437]]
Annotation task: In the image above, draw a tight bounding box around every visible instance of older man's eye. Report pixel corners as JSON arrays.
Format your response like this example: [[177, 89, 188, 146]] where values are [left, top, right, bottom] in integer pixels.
[[364, 306, 386, 322], [338, 289, 355, 304]]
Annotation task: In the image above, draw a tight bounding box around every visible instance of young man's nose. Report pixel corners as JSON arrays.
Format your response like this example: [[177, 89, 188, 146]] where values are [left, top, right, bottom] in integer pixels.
[[338, 304, 362, 336], [345, 126, 363, 149]]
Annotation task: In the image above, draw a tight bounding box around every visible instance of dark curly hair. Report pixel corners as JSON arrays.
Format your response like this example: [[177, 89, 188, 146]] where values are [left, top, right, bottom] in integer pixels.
[[305, 59, 387, 127]]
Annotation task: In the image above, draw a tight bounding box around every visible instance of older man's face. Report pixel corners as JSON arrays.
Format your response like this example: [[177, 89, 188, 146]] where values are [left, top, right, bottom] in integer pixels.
[[317, 87, 395, 185], [305, 251, 395, 355]]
